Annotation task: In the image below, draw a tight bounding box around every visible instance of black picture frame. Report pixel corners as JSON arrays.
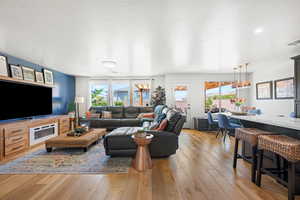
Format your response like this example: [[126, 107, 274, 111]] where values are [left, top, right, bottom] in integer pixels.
[[256, 81, 273, 100], [274, 77, 294, 99]]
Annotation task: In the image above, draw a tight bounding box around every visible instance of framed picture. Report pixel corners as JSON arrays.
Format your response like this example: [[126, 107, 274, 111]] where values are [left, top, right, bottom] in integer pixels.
[[274, 77, 294, 99], [0, 55, 9, 76], [43, 69, 54, 85], [256, 81, 273, 100], [22, 66, 35, 82], [10, 65, 23, 80], [35, 71, 44, 83]]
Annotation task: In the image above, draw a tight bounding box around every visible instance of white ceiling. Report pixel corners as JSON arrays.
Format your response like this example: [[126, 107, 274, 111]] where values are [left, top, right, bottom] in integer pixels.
[[0, 0, 300, 77]]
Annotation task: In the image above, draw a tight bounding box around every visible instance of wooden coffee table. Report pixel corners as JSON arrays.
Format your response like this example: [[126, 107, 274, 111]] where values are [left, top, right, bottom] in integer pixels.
[[45, 128, 106, 152], [131, 134, 153, 172]]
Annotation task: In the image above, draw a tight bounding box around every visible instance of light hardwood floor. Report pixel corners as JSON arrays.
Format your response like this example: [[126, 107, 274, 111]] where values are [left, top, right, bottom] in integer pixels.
[[0, 129, 294, 200]]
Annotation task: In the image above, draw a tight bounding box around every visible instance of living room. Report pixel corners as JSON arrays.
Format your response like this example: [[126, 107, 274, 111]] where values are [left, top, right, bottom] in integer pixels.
[[1, 1, 300, 200]]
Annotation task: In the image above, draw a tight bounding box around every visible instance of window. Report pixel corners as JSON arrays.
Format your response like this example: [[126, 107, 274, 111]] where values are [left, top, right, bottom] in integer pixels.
[[205, 81, 236, 113], [132, 80, 151, 106], [89, 79, 151, 107], [112, 80, 130, 106], [90, 83, 109, 106], [174, 85, 188, 113]]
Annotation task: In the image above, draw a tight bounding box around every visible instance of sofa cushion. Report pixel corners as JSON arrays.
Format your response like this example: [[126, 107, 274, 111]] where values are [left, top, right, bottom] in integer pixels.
[[107, 107, 124, 118], [140, 106, 154, 113], [90, 119, 121, 127], [165, 110, 182, 132], [124, 107, 140, 118], [105, 127, 141, 149], [119, 119, 141, 127], [89, 106, 107, 114]]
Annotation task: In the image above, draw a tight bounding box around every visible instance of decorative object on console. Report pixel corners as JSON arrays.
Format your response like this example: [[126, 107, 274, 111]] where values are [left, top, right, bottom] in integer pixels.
[[43, 69, 54, 85], [67, 126, 87, 137], [150, 86, 166, 106], [10, 64, 23, 79], [35, 71, 44, 83], [22, 66, 35, 81], [102, 111, 112, 119], [0, 55, 9, 76], [230, 98, 246, 111], [274, 77, 294, 99], [256, 81, 273, 100]]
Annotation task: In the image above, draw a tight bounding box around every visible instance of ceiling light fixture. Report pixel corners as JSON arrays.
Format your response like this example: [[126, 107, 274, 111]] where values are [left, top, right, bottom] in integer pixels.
[[288, 40, 300, 46], [254, 27, 264, 35], [102, 59, 117, 68]]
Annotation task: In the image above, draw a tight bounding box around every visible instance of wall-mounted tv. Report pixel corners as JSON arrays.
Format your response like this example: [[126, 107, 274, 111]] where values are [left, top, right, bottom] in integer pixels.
[[0, 80, 52, 120]]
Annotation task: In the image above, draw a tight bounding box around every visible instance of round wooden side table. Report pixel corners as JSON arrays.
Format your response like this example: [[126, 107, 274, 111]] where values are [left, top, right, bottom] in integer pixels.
[[131, 134, 153, 172]]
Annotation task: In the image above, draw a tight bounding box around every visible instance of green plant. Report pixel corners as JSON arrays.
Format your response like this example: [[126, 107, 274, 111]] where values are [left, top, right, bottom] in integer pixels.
[[67, 102, 76, 113], [114, 101, 124, 106], [91, 89, 109, 106]]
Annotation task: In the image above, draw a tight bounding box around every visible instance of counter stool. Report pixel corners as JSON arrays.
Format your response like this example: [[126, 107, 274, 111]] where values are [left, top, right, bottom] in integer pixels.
[[256, 135, 300, 200], [233, 128, 276, 183]]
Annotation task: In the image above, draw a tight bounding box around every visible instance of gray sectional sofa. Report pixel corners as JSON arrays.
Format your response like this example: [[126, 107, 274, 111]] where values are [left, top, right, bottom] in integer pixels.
[[104, 106, 185, 157], [84, 106, 154, 130]]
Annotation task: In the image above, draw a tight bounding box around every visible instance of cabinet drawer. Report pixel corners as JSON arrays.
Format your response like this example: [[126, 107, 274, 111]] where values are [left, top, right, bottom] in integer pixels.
[[4, 126, 27, 137], [5, 134, 26, 146], [5, 141, 26, 156]]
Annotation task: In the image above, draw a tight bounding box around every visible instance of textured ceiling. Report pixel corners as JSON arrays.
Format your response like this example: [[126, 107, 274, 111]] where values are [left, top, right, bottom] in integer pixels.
[[0, 0, 300, 76]]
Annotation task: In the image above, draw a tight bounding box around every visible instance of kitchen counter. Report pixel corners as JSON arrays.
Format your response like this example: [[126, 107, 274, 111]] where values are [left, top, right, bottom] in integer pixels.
[[227, 113, 300, 131]]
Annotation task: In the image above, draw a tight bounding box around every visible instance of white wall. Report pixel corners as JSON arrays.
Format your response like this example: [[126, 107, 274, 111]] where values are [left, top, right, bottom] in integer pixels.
[[249, 58, 294, 116], [164, 73, 239, 118]]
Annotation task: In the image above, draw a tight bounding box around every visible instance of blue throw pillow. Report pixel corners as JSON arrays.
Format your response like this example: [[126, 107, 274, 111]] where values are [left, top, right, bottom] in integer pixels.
[[154, 113, 166, 124]]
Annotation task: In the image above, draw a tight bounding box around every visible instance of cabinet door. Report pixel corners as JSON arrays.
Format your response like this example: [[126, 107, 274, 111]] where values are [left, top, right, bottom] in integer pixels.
[[0, 128, 3, 161]]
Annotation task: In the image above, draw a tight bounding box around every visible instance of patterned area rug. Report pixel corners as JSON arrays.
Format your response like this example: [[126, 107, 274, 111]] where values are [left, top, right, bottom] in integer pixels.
[[0, 142, 132, 174]]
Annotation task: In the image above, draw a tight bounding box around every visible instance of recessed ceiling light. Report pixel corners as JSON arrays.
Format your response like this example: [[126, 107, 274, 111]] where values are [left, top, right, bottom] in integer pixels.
[[254, 27, 264, 35], [102, 59, 117, 68]]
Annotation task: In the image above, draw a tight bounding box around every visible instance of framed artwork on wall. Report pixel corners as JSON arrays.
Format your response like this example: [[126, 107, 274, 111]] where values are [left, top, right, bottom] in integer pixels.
[[35, 71, 44, 83], [43, 69, 54, 85], [256, 81, 273, 100], [274, 77, 294, 99], [22, 66, 35, 82], [0, 55, 9, 76], [10, 65, 23, 80]]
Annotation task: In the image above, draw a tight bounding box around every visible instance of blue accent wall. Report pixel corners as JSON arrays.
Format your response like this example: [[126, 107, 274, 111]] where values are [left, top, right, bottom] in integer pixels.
[[0, 52, 75, 118]]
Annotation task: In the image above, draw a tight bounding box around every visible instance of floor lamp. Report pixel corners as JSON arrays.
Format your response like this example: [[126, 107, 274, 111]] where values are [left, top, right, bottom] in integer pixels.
[[75, 96, 85, 127]]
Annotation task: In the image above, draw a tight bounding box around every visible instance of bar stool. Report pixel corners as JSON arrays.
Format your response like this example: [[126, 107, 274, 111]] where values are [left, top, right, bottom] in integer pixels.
[[233, 128, 276, 183], [256, 135, 300, 200]]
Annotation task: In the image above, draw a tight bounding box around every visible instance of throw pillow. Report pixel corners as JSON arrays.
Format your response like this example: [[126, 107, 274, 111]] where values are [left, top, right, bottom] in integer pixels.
[[137, 113, 155, 119], [85, 111, 91, 119], [102, 111, 112, 119], [155, 113, 166, 124], [143, 113, 155, 118], [155, 119, 168, 131], [165, 110, 181, 132]]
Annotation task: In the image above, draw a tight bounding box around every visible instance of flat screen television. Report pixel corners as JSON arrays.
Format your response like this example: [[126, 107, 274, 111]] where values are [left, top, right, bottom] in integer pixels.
[[0, 80, 53, 120]]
